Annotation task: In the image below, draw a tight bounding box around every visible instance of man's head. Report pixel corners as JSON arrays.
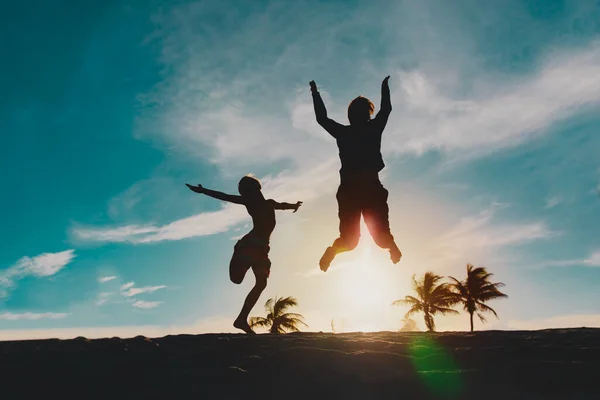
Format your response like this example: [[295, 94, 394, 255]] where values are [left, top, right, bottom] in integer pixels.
[[238, 175, 262, 196], [347, 96, 375, 125]]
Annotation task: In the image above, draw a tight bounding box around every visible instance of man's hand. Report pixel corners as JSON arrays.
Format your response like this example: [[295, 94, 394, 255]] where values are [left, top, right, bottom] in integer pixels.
[[309, 80, 317, 93], [293, 201, 303, 213], [186, 183, 204, 194], [382, 75, 390, 87]]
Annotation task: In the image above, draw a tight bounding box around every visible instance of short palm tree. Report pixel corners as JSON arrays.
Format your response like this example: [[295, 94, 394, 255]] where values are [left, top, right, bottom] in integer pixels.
[[249, 296, 307, 334], [392, 272, 459, 332], [449, 264, 508, 332]]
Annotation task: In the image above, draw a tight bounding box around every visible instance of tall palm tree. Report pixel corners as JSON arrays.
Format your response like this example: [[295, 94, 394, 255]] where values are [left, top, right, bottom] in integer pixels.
[[392, 272, 459, 332], [449, 264, 508, 332], [249, 296, 307, 334]]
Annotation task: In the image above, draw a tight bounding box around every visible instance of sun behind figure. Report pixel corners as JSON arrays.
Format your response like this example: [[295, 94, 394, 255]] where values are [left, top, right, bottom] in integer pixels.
[[331, 231, 405, 332]]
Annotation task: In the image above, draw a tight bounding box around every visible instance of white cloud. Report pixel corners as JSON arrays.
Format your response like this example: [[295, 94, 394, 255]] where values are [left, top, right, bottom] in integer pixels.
[[0, 250, 75, 297], [585, 251, 600, 266], [386, 41, 600, 160], [122, 285, 166, 298], [432, 204, 556, 256], [95, 292, 113, 306], [0, 312, 69, 321], [530, 249, 600, 269], [98, 276, 116, 283], [70, 160, 338, 245], [71, 5, 600, 250], [107, 182, 143, 219], [544, 196, 563, 209], [120, 282, 135, 291], [132, 300, 162, 309]]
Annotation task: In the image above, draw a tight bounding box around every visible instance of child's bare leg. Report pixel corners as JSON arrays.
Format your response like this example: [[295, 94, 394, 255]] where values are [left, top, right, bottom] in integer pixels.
[[320, 185, 361, 271], [233, 265, 269, 334], [363, 185, 401, 264]]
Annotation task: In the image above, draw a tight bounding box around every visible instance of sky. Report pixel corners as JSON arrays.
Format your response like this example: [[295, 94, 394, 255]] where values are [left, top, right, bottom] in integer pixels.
[[2, 0, 600, 340]]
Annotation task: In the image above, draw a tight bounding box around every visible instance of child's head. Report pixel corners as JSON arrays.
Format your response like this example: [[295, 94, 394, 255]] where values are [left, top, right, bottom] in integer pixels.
[[347, 96, 374, 125], [238, 175, 262, 196]]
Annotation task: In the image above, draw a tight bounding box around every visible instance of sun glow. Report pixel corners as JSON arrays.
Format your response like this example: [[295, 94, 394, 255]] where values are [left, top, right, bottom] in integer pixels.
[[328, 229, 407, 333]]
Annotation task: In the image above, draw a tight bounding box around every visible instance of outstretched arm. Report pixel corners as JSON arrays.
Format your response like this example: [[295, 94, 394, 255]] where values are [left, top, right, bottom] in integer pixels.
[[374, 75, 392, 128], [186, 184, 245, 205], [270, 200, 303, 213], [310, 80, 344, 138]]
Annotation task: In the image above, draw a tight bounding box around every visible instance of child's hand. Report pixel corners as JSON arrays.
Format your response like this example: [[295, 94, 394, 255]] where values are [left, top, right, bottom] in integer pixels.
[[293, 201, 303, 213], [186, 183, 204, 193], [309, 81, 317, 92]]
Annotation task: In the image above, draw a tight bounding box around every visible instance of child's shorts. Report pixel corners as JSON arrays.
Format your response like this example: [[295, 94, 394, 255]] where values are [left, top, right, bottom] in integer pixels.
[[233, 233, 271, 278]]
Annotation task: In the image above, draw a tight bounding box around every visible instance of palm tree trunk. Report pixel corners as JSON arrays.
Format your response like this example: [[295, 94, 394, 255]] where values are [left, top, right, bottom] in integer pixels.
[[469, 312, 474, 332], [425, 312, 433, 332]]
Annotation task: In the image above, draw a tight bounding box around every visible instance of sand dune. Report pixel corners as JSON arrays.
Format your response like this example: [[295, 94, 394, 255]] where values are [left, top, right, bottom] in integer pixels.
[[1, 328, 598, 399]]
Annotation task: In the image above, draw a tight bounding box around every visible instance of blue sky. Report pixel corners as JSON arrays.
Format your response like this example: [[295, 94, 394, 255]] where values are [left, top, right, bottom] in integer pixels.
[[2, 0, 600, 338]]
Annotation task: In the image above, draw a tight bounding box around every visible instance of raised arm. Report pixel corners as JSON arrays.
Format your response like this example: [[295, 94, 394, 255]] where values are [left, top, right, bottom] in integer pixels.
[[374, 75, 392, 128], [310, 80, 344, 138], [269, 200, 303, 213], [186, 184, 245, 205]]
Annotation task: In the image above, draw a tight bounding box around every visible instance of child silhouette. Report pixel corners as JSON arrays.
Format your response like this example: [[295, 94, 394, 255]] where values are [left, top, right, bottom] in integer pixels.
[[310, 76, 402, 271], [187, 176, 302, 334]]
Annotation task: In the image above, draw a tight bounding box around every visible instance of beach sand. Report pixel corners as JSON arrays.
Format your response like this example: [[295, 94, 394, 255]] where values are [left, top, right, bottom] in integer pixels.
[[1, 328, 598, 399]]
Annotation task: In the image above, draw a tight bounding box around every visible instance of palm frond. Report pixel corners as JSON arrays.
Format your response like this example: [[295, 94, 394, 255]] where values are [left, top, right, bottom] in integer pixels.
[[281, 316, 308, 328], [476, 302, 499, 318], [273, 296, 298, 318], [431, 306, 460, 315], [476, 312, 487, 323], [249, 317, 270, 328], [265, 297, 275, 314], [281, 312, 305, 321], [392, 295, 421, 307], [404, 303, 423, 317]]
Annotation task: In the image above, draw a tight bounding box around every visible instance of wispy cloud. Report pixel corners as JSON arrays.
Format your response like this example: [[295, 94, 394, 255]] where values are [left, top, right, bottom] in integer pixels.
[[122, 284, 166, 298], [0, 250, 75, 297], [544, 196, 563, 209], [98, 276, 116, 283], [132, 300, 162, 309], [531, 250, 600, 269], [70, 2, 600, 251], [435, 204, 557, 251], [71, 206, 247, 244], [70, 160, 338, 245], [114, 281, 167, 309], [0, 312, 69, 321], [386, 41, 600, 161], [95, 292, 113, 306], [417, 203, 559, 271]]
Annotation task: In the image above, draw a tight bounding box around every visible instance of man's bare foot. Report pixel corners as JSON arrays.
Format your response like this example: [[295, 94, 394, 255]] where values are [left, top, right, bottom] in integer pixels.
[[390, 245, 402, 264], [233, 319, 256, 335], [319, 246, 336, 272]]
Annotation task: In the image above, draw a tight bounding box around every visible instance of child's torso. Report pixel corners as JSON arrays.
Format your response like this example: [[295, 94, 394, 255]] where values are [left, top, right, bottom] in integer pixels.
[[245, 200, 276, 240], [336, 122, 384, 176]]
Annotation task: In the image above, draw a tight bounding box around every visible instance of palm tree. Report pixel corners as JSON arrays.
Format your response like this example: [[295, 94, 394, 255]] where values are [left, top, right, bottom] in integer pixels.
[[392, 272, 459, 332], [249, 296, 307, 334], [449, 264, 508, 332]]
